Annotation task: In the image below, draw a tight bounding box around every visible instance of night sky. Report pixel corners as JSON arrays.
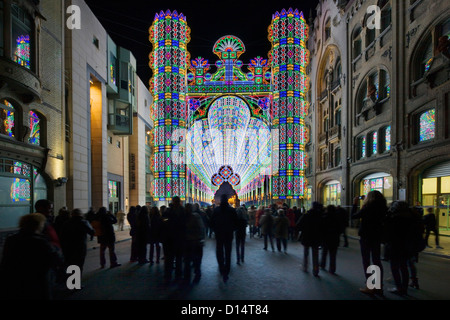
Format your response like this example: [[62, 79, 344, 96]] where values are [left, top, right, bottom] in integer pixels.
[[84, 0, 318, 88]]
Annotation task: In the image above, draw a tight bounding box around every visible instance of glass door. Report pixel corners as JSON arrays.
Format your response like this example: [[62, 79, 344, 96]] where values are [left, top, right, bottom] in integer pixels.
[[438, 195, 450, 230]]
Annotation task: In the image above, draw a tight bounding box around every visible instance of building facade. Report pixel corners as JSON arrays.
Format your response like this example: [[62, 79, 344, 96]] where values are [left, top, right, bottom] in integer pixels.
[[0, 0, 65, 241], [0, 0, 154, 247], [307, 0, 450, 232]]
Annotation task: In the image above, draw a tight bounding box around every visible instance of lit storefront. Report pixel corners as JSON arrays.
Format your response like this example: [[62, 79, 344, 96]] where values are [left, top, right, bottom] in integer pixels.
[[0, 159, 47, 230], [421, 161, 450, 231], [359, 172, 393, 204], [323, 180, 341, 206]]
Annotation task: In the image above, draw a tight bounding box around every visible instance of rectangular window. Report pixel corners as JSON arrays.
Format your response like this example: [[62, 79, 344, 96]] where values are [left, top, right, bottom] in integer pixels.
[[372, 131, 378, 155], [385, 126, 391, 152], [12, 5, 32, 70], [419, 109, 436, 142], [360, 136, 366, 159]]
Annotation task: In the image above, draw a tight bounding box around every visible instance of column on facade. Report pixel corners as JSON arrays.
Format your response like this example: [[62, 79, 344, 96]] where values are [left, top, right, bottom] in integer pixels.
[[270, 8, 310, 203], [149, 10, 190, 202]]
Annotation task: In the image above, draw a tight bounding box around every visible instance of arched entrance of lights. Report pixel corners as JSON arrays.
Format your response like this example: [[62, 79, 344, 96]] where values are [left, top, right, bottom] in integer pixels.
[[149, 8, 310, 208]]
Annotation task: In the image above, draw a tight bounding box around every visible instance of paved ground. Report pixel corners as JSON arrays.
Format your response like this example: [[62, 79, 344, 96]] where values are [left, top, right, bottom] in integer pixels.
[[55, 227, 450, 303]]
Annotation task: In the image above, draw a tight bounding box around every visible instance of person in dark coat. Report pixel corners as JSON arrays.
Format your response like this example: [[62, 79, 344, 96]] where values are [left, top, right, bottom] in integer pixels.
[[54, 207, 71, 239], [96, 207, 121, 269], [60, 209, 95, 275], [183, 203, 206, 284], [148, 206, 162, 264], [0, 213, 63, 300], [351, 190, 388, 295], [274, 209, 290, 253], [35, 199, 60, 249], [136, 206, 151, 264], [423, 207, 443, 249], [260, 208, 275, 251], [235, 200, 249, 264], [298, 202, 324, 277], [210, 194, 238, 283], [127, 206, 138, 262], [162, 196, 186, 283], [336, 205, 349, 247], [384, 201, 423, 295], [320, 205, 342, 274]]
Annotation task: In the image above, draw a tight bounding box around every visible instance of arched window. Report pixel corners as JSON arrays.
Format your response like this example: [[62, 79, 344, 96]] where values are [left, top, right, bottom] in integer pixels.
[[0, 99, 15, 137], [418, 109, 436, 142], [352, 27, 362, 60], [11, 4, 34, 70], [325, 18, 331, 40], [28, 110, 41, 145], [357, 68, 391, 114]]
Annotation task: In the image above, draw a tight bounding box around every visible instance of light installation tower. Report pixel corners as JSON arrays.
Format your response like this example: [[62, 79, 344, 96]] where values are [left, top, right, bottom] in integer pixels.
[[149, 10, 190, 201], [269, 8, 310, 200]]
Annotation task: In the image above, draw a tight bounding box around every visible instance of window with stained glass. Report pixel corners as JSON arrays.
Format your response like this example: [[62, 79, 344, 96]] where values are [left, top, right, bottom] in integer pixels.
[[419, 109, 436, 142], [359, 136, 366, 159], [384, 126, 391, 152], [11, 4, 33, 70], [28, 111, 40, 145], [1, 100, 15, 137], [361, 173, 393, 202], [371, 131, 378, 156]]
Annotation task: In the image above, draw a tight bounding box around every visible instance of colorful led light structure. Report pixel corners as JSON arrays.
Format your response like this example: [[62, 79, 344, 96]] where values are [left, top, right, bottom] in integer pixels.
[[150, 8, 309, 203]]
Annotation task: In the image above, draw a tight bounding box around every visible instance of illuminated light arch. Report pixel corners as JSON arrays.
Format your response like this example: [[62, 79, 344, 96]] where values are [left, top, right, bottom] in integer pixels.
[[150, 8, 309, 203]]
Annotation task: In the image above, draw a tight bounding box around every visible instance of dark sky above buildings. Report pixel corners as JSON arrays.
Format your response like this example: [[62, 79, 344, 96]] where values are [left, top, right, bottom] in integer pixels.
[[84, 0, 318, 88]]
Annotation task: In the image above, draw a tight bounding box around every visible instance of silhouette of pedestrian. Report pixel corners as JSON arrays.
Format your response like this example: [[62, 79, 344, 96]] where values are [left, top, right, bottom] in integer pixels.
[[148, 206, 162, 265], [210, 194, 238, 283], [298, 202, 323, 277], [60, 209, 95, 276], [116, 210, 125, 231], [274, 209, 290, 253], [96, 207, 121, 269], [54, 207, 70, 239], [247, 205, 257, 238], [352, 191, 388, 295], [162, 196, 186, 283], [235, 199, 249, 264], [35, 199, 60, 249], [183, 203, 206, 284], [320, 205, 342, 274], [260, 208, 275, 251], [336, 205, 349, 247], [0, 213, 63, 300], [127, 206, 138, 262], [424, 207, 443, 249], [384, 201, 423, 295], [136, 206, 151, 264]]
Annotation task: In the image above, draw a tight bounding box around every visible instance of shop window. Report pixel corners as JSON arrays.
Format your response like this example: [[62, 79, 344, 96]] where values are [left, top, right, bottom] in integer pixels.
[[418, 109, 436, 142], [0, 99, 15, 138], [324, 181, 341, 206], [0, 159, 33, 229], [361, 173, 393, 203], [11, 4, 33, 70]]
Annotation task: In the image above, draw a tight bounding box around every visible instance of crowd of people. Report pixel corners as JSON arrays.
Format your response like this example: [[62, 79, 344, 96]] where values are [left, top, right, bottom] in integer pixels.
[[0, 191, 444, 299]]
